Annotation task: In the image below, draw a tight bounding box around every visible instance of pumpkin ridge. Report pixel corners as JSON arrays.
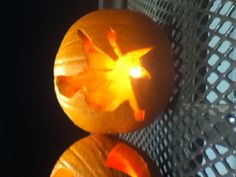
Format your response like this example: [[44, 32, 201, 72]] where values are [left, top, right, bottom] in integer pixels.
[[60, 39, 83, 51], [50, 162, 71, 177], [85, 137, 120, 177], [91, 136, 128, 177], [68, 147, 97, 177], [90, 136, 107, 159], [57, 159, 77, 177], [58, 159, 69, 169], [55, 58, 86, 66]]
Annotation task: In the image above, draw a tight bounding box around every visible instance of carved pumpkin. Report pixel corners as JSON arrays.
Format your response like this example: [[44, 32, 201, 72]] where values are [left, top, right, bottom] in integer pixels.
[[54, 9, 174, 133], [50, 135, 154, 177]]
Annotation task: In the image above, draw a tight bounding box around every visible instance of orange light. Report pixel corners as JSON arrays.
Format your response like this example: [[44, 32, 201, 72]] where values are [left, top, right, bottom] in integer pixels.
[[129, 66, 142, 78], [57, 28, 153, 121], [106, 143, 151, 177]]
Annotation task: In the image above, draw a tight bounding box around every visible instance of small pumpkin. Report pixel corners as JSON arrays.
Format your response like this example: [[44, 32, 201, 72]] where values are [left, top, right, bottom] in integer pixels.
[[54, 9, 174, 133], [50, 135, 154, 177]]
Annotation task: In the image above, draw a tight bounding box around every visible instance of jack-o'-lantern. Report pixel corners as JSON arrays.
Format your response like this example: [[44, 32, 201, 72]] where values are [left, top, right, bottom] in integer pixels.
[[50, 135, 157, 177], [54, 9, 174, 133]]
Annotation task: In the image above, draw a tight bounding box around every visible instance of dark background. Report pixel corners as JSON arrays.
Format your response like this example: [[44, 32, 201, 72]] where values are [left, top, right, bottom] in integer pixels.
[[4, 1, 98, 177]]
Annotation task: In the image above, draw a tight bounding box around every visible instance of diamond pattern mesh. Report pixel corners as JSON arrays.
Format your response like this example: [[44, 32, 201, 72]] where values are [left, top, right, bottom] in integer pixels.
[[119, 0, 236, 177]]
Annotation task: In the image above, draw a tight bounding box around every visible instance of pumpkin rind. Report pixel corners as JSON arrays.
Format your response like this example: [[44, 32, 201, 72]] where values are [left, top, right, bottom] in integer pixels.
[[50, 135, 129, 177], [54, 9, 175, 133]]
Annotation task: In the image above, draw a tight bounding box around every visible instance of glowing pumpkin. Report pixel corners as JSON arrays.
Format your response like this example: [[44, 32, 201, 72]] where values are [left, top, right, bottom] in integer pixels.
[[54, 9, 174, 133], [50, 135, 154, 177]]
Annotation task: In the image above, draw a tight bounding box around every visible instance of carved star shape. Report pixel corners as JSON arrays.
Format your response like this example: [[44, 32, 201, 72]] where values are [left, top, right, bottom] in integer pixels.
[[57, 28, 152, 121]]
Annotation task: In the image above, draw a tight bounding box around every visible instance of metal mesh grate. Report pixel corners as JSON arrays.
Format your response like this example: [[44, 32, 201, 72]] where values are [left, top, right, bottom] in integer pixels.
[[119, 0, 236, 177]]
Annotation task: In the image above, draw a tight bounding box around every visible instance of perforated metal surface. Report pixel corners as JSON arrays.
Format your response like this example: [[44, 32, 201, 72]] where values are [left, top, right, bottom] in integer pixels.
[[119, 0, 236, 177]]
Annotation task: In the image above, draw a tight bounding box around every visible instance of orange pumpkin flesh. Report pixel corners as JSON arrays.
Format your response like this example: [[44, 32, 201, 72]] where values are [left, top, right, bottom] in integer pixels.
[[50, 135, 154, 177], [106, 143, 151, 177], [54, 9, 175, 133]]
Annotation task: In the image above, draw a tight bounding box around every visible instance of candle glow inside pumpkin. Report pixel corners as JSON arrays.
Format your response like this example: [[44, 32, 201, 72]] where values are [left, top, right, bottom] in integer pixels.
[[56, 28, 153, 121], [129, 66, 142, 78]]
